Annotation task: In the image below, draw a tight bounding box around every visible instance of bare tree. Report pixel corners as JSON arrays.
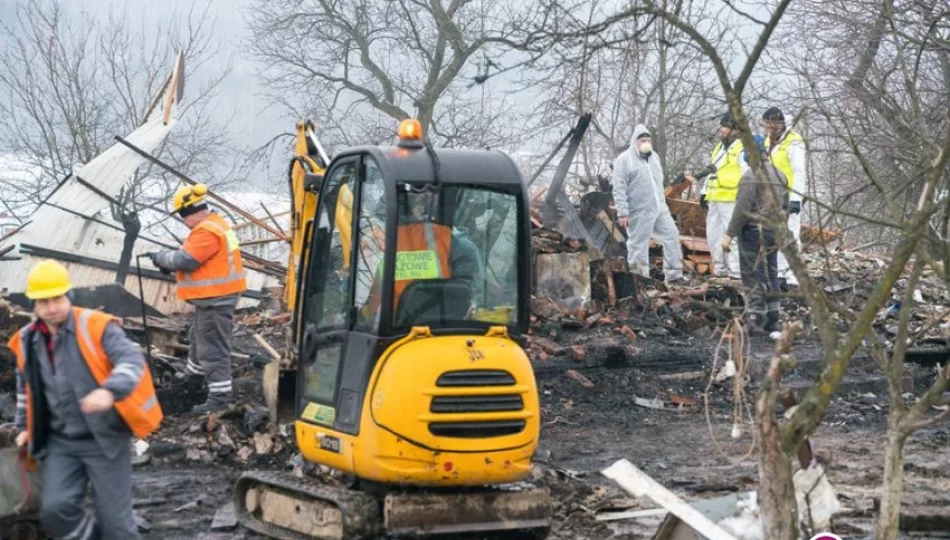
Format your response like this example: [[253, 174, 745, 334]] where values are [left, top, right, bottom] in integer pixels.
[[0, 0, 239, 219], [766, 1, 950, 538], [528, 0, 950, 538], [244, 0, 544, 148]]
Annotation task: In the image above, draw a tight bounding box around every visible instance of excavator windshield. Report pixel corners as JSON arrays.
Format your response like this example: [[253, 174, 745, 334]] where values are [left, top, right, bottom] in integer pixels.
[[357, 183, 521, 332]]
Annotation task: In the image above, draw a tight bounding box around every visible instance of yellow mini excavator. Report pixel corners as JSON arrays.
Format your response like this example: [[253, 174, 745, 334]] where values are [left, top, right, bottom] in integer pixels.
[[235, 119, 551, 539]]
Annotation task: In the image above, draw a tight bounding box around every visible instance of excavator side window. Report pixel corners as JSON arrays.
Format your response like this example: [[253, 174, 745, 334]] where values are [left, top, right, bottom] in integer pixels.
[[304, 162, 357, 330], [453, 190, 520, 314], [353, 158, 387, 332]]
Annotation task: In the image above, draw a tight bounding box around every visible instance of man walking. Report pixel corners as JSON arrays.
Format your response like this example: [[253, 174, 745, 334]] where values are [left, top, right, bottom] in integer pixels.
[[699, 113, 748, 280], [762, 107, 808, 289], [11, 259, 162, 540], [612, 124, 686, 285], [721, 136, 789, 334], [150, 183, 247, 413]]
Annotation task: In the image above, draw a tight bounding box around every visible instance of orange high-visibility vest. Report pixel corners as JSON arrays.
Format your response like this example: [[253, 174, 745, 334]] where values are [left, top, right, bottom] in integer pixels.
[[362, 222, 453, 318], [8, 307, 163, 441], [392, 222, 453, 312], [176, 213, 247, 300]]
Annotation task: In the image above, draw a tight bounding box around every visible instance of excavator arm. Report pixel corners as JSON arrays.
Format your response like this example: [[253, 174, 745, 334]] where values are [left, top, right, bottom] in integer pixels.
[[267, 121, 354, 425], [284, 121, 354, 313]]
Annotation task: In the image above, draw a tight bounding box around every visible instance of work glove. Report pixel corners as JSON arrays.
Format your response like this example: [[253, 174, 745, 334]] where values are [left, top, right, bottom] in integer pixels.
[[146, 252, 172, 274], [699, 194, 708, 212], [788, 200, 801, 214], [721, 234, 732, 253]]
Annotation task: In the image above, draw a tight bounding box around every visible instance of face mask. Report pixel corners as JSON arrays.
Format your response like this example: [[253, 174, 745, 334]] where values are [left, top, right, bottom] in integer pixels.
[[637, 141, 653, 154]]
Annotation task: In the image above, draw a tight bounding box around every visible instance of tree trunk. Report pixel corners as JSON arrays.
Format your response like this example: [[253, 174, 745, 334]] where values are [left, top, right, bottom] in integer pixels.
[[875, 412, 907, 540], [757, 418, 799, 540], [756, 351, 799, 540]]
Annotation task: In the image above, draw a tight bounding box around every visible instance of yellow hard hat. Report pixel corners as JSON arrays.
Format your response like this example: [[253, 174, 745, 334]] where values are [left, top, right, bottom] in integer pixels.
[[25, 259, 72, 300], [171, 183, 209, 215]]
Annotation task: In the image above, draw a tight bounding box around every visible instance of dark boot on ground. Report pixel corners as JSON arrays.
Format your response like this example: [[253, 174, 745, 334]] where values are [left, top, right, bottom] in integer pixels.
[[190, 394, 231, 415], [765, 310, 780, 333], [746, 313, 769, 336]]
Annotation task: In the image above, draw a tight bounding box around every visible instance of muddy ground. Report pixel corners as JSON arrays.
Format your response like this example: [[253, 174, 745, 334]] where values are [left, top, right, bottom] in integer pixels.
[[123, 332, 950, 540], [3, 292, 950, 540]]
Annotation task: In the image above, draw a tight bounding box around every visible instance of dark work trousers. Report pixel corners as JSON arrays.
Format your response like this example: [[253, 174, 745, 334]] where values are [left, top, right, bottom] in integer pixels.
[[185, 303, 235, 400], [40, 434, 139, 540], [738, 224, 781, 333]]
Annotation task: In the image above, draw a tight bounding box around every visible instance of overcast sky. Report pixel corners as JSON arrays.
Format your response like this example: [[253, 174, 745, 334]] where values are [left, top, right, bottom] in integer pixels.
[[60, 0, 284, 147]]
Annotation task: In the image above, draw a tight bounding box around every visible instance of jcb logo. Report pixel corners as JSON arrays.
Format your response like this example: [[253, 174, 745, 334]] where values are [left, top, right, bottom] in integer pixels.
[[468, 349, 485, 362]]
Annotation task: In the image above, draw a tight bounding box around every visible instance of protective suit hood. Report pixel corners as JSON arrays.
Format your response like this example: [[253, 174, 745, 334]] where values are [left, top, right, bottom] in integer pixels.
[[630, 124, 651, 149]]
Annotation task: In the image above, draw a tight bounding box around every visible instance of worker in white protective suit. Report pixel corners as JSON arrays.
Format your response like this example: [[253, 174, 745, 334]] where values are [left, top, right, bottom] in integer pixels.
[[762, 107, 808, 289], [611, 125, 686, 285]]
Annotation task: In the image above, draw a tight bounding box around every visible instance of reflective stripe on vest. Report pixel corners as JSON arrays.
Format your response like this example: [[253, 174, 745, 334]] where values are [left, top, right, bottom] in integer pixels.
[[8, 308, 163, 440], [176, 213, 247, 300], [766, 130, 802, 190], [706, 140, 745, 202]]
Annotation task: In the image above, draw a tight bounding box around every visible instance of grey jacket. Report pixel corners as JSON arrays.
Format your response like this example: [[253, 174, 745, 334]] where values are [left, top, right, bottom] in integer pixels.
[[726, 165, 789, 238], [15, 310, 146, 459]]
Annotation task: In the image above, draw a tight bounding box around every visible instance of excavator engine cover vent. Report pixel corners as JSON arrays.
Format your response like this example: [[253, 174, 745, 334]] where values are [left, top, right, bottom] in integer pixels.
[[436, 369, 515, 387]]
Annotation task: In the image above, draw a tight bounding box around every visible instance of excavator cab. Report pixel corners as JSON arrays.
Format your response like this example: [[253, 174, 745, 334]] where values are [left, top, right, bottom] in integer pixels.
[[236, 120, 551, 540]]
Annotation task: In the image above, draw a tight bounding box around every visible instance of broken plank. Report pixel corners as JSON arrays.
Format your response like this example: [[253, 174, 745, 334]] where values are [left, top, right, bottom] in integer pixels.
[[633, 397, 666, 410], [595, 210, 625, 242], [565, 369, 595, 388], [601, 460, 738, 540], [211, 502, 237, 531], [253, 333, 282, 361], [595, 508, 668, 522], [657, 371, 705, 382]]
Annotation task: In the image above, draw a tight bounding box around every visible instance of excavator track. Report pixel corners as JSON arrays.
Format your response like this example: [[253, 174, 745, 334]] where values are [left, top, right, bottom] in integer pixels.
[[234, 471, 381, 540], [235, 470, 553, 540]]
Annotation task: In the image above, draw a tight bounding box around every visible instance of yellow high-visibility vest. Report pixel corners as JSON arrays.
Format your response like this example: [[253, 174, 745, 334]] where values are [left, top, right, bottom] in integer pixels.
[[706, 139, 745, 202], [765, 131, 803, 190]]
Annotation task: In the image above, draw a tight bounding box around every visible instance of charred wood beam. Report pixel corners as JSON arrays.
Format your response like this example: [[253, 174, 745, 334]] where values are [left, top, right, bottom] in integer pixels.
[[115, 212, 141, 286]]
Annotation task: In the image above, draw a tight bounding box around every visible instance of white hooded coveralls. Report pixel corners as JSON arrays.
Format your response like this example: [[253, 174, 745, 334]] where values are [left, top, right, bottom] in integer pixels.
[[611, 124, 684, 281]]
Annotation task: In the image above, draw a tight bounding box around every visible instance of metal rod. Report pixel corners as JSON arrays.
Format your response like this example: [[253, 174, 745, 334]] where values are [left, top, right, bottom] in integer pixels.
[[113, 135, 290, 242], [241, 237, 285, 247], [135, 254, 153, 366], [73, 175, 124, 209], [0, 220, 32, 245], [259, 202, 287, 237], [526, 130, 573, 188]]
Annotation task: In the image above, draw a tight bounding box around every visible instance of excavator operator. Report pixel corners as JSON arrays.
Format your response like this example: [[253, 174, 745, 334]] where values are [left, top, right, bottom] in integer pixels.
[[360, 187, 483, 325]]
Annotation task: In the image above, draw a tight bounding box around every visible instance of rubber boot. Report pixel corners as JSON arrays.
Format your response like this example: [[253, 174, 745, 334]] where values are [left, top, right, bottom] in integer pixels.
[[190, 393, 232, 415], [765, 310, 780, 333], [746, 313, 769, 337]]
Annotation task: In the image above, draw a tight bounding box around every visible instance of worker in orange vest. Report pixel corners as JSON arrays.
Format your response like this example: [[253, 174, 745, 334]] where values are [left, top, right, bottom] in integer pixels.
[[360, 189, 483, 326], [149, 183, 247, 413], [11, 259, 162, 540]]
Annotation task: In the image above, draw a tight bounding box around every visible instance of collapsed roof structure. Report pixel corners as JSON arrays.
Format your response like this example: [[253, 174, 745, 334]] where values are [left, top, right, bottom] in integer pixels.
[[0, 53, 281, 316]]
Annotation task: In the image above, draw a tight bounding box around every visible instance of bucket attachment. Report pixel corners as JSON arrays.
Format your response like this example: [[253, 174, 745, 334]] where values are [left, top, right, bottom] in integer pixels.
[[263, 363, 298, 424]]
